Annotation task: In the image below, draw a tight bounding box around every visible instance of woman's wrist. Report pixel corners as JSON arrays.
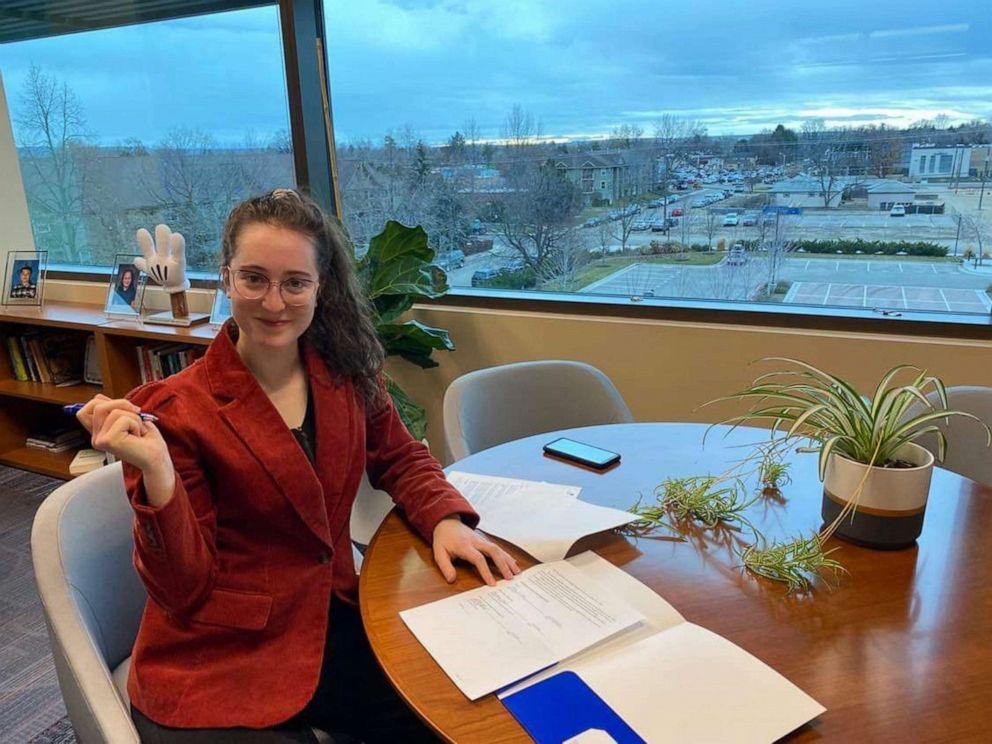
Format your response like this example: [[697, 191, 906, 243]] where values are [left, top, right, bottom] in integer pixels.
[[141, 458, 176, 508]]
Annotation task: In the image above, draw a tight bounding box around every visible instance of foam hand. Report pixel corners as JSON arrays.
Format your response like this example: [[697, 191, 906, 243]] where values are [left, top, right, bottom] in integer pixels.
[[134, 224, 190, 294]]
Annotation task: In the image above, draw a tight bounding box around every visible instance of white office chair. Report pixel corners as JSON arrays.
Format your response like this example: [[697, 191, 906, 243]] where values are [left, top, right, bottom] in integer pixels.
[[31, 463, 336, 743], [443, 360, 634, 462], [907, 385, 992, 486]]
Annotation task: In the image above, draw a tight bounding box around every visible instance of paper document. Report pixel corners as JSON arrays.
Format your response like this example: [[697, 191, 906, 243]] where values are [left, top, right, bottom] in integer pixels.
[[399, 559, 644, 700], [448, 471, 637, 562], [447, 471, 580, 502], [500, 554, 825, 744]]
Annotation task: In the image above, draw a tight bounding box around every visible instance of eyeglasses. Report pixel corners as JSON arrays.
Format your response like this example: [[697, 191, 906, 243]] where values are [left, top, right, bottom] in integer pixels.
[[226, 268, 318, 306]]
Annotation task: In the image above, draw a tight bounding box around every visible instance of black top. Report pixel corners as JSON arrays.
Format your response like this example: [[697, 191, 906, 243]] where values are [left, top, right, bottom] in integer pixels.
[[290, 387, 316, 465]]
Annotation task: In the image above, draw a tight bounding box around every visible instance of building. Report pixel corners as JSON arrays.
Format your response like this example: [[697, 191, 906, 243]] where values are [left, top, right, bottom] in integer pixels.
[[547, 153, 631, 206], [768, 175, 847, 208], [908, 144, 992, 180], [865, 179, 915, 210]]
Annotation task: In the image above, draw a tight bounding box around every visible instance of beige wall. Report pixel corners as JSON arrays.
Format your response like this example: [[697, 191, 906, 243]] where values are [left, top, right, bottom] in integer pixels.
[[389, 304, 991, 463]]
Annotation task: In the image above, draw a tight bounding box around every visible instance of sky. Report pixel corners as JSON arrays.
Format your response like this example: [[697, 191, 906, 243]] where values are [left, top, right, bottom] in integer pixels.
[[0, 0, 989, 148]]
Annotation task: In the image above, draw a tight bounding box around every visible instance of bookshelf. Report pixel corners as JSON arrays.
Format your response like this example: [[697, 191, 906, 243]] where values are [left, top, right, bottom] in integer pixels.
[[0, 302, 216, 479]]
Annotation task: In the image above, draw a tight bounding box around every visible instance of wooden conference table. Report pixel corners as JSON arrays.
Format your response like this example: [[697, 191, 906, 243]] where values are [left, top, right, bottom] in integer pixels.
[[359, 423, 992, 742]]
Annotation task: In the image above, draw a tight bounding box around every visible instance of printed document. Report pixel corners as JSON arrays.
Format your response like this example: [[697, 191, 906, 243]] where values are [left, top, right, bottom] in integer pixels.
[[447, 471, 637, 562], [499, 553, 826, 744], [399, 559, 644, 700]]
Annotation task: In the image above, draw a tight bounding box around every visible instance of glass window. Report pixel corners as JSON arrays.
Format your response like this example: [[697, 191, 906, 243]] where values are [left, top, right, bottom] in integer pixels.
[[0, 5, 295, 272], [322, 1, 991, 317]]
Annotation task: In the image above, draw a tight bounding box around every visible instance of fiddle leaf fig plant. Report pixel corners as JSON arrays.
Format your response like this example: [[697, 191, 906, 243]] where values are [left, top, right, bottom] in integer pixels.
[[356, 220, 455, 440]]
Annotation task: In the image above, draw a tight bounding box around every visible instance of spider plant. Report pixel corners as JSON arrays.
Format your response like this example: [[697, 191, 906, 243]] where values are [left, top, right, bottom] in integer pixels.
[[755, 440, 792, 490], [656, 476, 758, 529], [712, 358, 991, 480], [740, 533, 846, 594]]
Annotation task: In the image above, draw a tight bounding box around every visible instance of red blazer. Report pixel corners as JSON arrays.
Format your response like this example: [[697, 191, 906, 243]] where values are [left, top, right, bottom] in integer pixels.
[[122, 322, 477, 728]]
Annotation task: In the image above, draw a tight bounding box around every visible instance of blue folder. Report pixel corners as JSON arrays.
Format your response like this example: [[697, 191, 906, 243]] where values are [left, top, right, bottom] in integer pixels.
[[501, 671, 645, 744]]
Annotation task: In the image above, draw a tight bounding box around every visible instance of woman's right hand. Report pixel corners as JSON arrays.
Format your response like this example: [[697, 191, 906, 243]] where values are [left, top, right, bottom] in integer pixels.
[[76, 394, 172, 474]]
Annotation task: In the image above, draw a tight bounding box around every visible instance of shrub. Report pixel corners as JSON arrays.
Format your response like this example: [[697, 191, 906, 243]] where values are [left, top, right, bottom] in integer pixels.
[[475, 267, 537, 290], [788, 239, 946, 257]]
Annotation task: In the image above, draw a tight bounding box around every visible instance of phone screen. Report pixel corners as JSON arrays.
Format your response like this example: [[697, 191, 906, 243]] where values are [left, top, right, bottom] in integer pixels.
[[544, 438, 620, 467]]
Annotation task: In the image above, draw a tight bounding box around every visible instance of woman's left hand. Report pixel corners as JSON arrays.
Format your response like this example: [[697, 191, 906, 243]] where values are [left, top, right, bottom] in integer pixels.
[[432, 517, 521, 587]]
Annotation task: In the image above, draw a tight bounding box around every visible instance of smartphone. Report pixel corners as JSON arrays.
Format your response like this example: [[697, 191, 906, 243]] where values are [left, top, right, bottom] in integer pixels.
[[543, 437, 621, 470]]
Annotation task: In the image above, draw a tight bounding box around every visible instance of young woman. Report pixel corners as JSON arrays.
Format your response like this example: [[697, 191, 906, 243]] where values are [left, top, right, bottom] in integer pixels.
[[77, 189, 519, 743], [114, 266, 138, 309]]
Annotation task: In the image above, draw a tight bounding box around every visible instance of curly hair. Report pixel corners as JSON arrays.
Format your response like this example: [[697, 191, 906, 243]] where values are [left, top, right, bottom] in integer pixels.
[[220, 189, 385, 408]]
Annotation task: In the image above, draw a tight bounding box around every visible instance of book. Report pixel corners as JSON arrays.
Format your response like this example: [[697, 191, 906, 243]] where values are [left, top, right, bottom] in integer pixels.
[[70, 449, 107, 475], [39, 333, 86, 386], [83, 335, 102, 385], [5, 336, 29, 381], [27, 335, 52, 383]]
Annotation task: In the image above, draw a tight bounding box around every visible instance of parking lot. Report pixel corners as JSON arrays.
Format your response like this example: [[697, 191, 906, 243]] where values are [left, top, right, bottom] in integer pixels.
[[579, 256, 992, 314], [785, 282, 991, 313]]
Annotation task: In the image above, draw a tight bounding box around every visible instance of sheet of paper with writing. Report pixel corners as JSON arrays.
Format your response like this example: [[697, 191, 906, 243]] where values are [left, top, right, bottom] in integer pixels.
[[447, 471, 637, 562], [399, 558, 644, 700], [499, 554, 825, 744]]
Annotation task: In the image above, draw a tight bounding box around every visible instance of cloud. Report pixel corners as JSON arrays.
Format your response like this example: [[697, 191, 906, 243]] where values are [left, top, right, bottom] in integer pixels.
[[0, 0, 987, 147]]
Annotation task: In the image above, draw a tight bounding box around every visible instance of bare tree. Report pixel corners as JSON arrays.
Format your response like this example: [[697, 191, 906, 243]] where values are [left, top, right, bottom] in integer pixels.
[[652, 115, 707, 216], [961, 214, 990, 267], [540, 234, 590, 290], [501, 104, 541, 151], [14, 65, 90, 262], [144, 128, 245, 268], [702, 209, 720, 248], [462, 117, 481, 162], [609, 123, 644, 150], [493, 164, 582, 275]]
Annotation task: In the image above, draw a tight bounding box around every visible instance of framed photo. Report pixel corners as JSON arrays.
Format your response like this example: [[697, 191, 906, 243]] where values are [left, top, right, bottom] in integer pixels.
[[105, 254, 146, 318], [3, 250, 47, 307], [209, 272, 232, 326]]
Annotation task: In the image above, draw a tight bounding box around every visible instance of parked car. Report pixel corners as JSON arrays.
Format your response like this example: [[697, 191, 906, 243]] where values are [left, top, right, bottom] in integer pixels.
[[726, 246, 747, 266], [631, 220, 651, 231], [722, 213, 739, 227], [471, 268, 502, 286], [890, 204, 906, 217], [742, 213, 758, 226], [649, 220, 670, 232], [671, 207, 684, 217], [435, 249, 465, 271]]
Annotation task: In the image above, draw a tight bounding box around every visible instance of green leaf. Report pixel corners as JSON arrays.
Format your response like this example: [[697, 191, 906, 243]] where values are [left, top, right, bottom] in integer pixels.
[[353, 220, 455, 435], [385, 375, 427, 441]]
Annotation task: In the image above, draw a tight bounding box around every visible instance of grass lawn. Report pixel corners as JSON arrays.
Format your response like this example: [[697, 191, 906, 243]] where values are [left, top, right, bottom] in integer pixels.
[[568, 253, 723, 291]]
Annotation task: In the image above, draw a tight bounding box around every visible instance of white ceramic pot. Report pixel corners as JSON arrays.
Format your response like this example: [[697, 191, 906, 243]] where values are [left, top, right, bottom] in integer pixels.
[[821, 442, 934, 549]]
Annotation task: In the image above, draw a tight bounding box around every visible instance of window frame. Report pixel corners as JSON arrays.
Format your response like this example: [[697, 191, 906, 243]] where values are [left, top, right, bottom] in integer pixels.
[[6, 2, 991, 339]]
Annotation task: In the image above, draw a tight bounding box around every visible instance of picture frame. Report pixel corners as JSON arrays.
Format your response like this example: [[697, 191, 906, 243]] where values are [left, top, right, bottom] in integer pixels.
[[3, 250, 47, 307], [104, 253, 146, 319], [209, 272, 232, 326]]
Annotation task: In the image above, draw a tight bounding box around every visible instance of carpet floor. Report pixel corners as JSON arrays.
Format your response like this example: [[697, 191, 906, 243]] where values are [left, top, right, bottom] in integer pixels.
[[0, 466, 75, 742]]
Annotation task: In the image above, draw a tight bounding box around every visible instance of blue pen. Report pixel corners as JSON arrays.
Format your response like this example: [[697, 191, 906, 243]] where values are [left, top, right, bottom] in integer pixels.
[[63, 403, 159, 423]]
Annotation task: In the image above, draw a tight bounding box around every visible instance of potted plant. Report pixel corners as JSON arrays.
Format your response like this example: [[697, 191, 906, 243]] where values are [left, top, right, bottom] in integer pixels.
[[717, 358, 991, 548], [354, 220, 454, 441]]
